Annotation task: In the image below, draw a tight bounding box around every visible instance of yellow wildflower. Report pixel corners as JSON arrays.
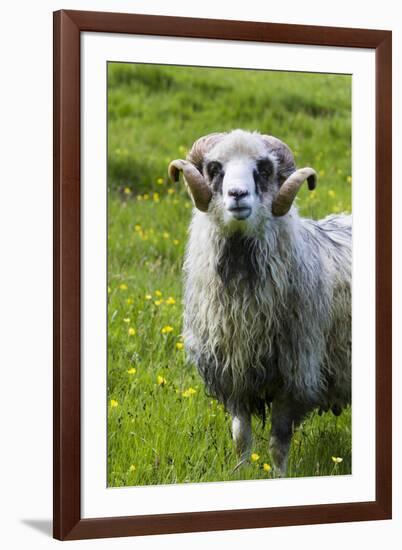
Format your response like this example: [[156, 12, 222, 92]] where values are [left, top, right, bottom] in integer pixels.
[[108, 286, 111, 294], [145, 294, 152, 300], [134, 224, 142, 232], [331, 456, 343, 464], [251, 453, 260, 462], [126, 298, 134, 305], [129, 464, 136, 472], [163, 231, 170, 239], [128, 327, 136, 336], [110, 399, 119, 408], [263, 463, 272, 472], [154, 300, 163, 306], [173, 239, 180, 246], [157, 375, 167, 386], [137, 195, 143, 201], [347, 176, 352, 184], [127, 367, 136, 375], [165, 297, 176, 305], [156, 177, 164, 185], [119, 283, 128, 291], [161, 325, 174, 334], [124, 187, 132, 195], [176, 342, 184, 350], [155, 290, 162, 297], [153, 192, 160, 202], [328, 190, 336, 198], [167, 188, 175, 195], [182, 387, 197, 397], [143, 193, 150, 200], [123, 318, 130, 323]]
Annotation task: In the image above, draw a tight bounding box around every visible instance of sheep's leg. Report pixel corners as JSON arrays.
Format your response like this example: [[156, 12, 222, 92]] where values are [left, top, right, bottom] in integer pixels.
[[231, 412, 252, 464], [269, 397, 308, 477]]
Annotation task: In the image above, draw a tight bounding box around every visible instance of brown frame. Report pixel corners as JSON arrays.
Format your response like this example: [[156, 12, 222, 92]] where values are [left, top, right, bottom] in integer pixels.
[[53, 9, 392, 541]]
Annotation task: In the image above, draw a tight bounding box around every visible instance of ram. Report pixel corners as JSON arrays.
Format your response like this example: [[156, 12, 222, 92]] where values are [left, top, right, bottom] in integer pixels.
[[169, 129, 351, 476]]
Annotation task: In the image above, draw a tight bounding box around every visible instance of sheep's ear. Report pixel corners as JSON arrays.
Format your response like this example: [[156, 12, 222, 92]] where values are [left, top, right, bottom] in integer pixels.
[[272, 167, 317, 216], [168, 159, 212, 212]]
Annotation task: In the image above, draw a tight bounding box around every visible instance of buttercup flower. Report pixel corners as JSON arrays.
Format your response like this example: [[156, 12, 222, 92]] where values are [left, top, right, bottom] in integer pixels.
[[165, 297, 176, 305], [119, 283, 128, 291], [182, 387, 196, 397], [123, 318, 130, 323], [157, 375, 167, 386], [331, 456, 343, 464], [124, 187, 132, 195], [156, 177, 164, 185], [263, 463, 272, 472], [161, 325, 174, 334], [127, 368, 136, 375], [129, 464, 136, 472], [176, 342, 184, 350], [155, 290, 162, 297], [251, 453, 260, 462], [128, 327, 136, 336], [110, 399, 119, 408], [145, 294, 152, 300]]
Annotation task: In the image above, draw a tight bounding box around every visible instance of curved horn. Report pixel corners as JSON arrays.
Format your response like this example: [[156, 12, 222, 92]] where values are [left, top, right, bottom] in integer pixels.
[[271, 167, 317, 217], [168, 133, 224, 212], [261, 135, 296, 183], [168, 159, 212, 212]]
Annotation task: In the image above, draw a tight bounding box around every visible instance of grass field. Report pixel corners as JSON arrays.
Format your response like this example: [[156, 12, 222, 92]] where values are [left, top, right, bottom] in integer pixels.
[[107, 63, 352, 487]]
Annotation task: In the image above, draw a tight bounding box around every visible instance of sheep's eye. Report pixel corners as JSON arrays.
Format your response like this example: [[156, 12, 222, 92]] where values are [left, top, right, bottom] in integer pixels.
[[257, 158, 274, 179], [207, 161, 223, 180]]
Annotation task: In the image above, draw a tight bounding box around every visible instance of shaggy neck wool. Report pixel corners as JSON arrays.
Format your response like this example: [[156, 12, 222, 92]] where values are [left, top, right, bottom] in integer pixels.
[[183, 209, 351, 415]]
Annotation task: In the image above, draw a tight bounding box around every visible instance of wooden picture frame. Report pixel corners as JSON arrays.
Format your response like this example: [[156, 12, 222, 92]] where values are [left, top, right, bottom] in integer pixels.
[[53, 9, 392, 540]]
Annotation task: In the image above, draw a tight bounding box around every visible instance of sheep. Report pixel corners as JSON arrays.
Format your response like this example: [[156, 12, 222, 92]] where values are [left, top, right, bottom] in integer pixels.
[[168, 129, 351, 476]]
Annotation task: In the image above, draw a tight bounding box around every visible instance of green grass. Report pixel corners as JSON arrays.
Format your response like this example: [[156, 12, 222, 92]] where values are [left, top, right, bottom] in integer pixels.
[[107, 63, 352, 487]]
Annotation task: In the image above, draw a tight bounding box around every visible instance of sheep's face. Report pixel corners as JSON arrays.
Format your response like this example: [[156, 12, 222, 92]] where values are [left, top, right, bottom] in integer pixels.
[[168, 129, 317, 227], [204, 153, 278, 233]]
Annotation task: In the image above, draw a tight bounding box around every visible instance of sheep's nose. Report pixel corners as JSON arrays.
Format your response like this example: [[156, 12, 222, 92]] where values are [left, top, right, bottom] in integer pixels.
[[228, 188, 249, 200]]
